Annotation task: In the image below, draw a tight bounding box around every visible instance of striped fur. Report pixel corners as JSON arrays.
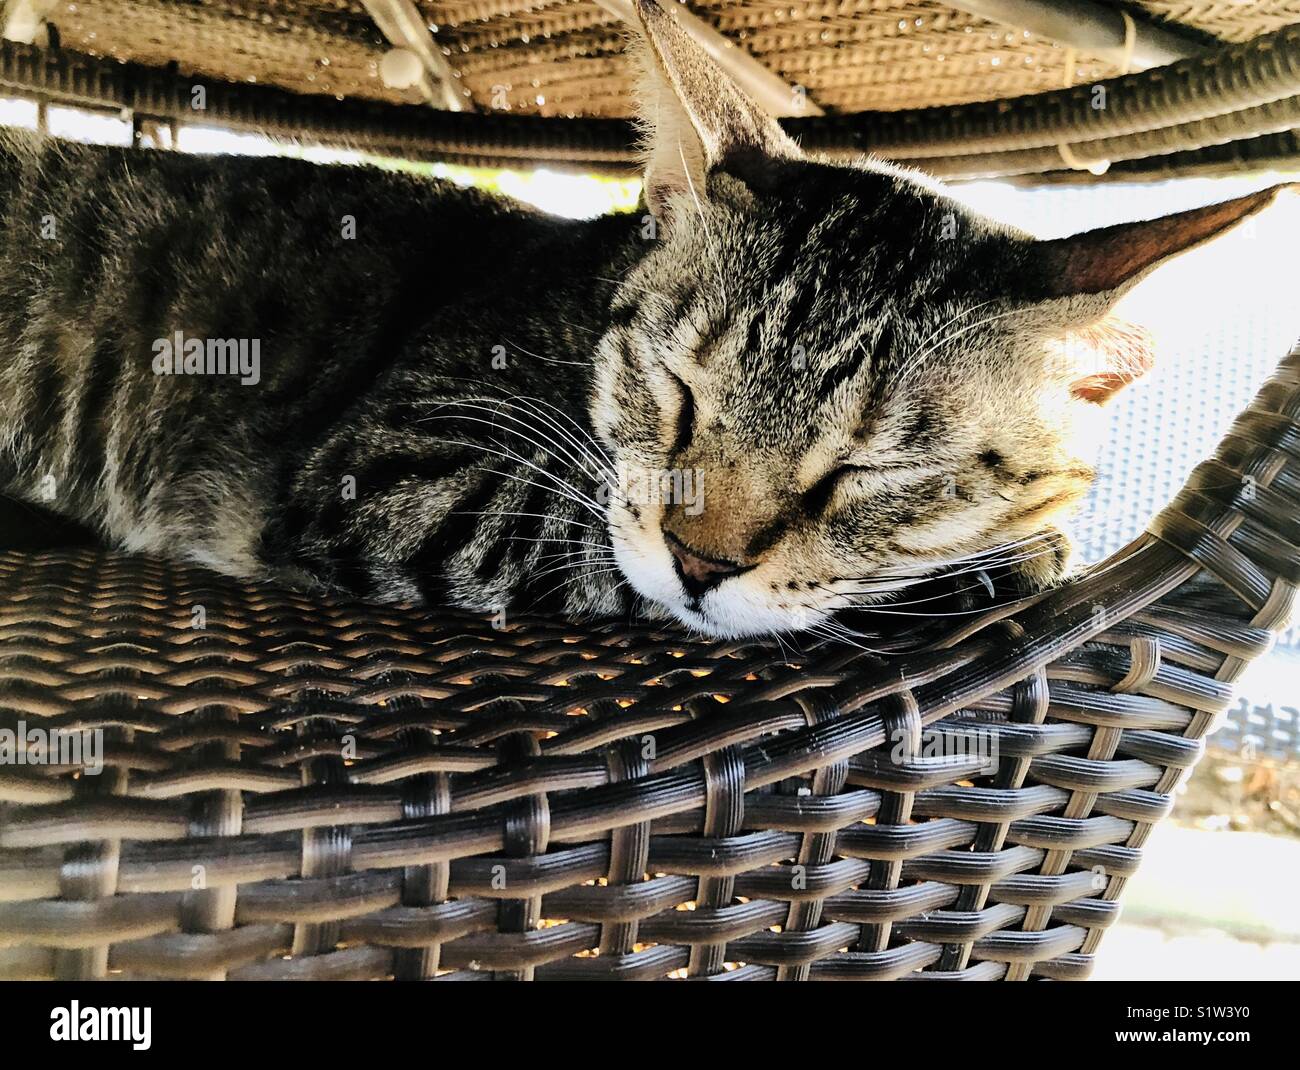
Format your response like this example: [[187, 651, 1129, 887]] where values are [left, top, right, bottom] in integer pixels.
[[0, 128, 1097, 637], [0, 131, 642, 620], [0, 6, 1282, 638]]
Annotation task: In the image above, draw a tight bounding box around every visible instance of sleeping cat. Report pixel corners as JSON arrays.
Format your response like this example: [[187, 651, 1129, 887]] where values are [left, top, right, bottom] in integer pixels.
[[0, 0, 1285, 639]]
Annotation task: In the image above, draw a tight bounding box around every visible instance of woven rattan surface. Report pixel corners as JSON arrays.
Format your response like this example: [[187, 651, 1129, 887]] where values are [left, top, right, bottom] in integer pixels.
[[42, 1, 1296, 118], [8, 20, 1300, 180], [1, 344, 1296, 981]]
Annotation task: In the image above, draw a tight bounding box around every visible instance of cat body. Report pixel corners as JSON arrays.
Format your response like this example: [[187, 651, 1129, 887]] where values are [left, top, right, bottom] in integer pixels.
[[0, 1, 1284, 638], [0, 134, 640, 618]]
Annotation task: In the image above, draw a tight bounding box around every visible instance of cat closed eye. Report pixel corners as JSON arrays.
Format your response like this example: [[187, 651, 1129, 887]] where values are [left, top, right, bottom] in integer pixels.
[[835, 462, 918, 479], [801, 465, 873, 515], [667, 370, 695, 455], [799, 463, 925, 516]]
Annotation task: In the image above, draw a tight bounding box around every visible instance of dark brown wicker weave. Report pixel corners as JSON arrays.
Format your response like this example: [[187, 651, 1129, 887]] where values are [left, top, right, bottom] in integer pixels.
[[2, 343, 1296, 982]]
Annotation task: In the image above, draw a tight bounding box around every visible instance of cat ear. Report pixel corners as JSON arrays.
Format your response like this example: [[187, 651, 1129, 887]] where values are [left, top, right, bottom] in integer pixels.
[[1022, 184, 1294, 404], [632, 0, 801, 220], [1062, 316, 1156, 405], [1031, 185, 1292, 308]]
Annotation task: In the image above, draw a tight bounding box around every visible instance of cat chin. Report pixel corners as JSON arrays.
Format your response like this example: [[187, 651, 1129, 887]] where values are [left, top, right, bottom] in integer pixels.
[[671, 595, 831, 640], [609, 528, 829, 639]]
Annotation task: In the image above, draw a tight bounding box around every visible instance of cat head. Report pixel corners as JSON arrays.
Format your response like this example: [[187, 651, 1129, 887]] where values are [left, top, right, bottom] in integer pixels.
[[591, 0, 1287, 639]]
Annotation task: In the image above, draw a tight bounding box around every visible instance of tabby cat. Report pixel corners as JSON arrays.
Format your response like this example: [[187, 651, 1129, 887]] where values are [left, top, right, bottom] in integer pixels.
[[0, 1, 1286, 638]]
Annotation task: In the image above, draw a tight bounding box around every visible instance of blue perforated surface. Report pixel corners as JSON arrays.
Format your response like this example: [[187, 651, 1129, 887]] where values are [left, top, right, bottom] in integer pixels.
[[957, 177, 1300, 762]]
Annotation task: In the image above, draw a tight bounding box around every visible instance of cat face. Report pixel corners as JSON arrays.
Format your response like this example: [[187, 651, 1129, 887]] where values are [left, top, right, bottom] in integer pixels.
[[593, 165, 1087, 637], [591, 0, 1284, 638]]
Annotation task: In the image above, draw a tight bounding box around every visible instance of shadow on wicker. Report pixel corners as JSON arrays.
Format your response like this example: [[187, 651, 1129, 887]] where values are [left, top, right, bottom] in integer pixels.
[[0, 344, 1296, 981]]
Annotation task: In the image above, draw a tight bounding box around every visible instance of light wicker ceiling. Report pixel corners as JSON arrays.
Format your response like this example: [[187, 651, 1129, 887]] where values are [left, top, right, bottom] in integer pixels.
[[42, 1, 1300, 118]]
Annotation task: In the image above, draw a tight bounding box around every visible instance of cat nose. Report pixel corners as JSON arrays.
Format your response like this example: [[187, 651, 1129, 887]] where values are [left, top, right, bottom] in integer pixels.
[[664, 530, 750, 599]]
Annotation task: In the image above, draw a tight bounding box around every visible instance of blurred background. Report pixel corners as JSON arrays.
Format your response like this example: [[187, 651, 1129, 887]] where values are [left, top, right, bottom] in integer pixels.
[[3, 98, 1297, 979]]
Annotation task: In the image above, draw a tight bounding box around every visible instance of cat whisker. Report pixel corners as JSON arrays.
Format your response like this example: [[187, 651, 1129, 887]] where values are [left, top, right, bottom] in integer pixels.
[[522, 546, 616, 564], [418, 390, 612, 475], [933, 545, 1062, 582], [592, 275, 660, 300], [812, 577, 973, 609], [836, 532, 1059, 586], [505, 393, 617, 473], [834, 600, 1034, 618], [528, 544, 617, 564], [525, 564, 624, 610], [675, 138, 728, 319], [530, 557, 618, 577], [477, 398, 615, 489], [896, 298, 997, 380], [421, 400, 613, 482], [505, 534, 613, 550], [497, 402, 610, 483], [808, 616, 922, 650], [419, 408, 597, 480], [500, 335, 591, 367], [768, 628, 808, 663], [896, 303, 1029, 385], [554, 316, 599, 337], [818, 539, 1064, 617], [826, 546, 1060, 604], [802, 619, 897, 655], [427, 432, 608, 521], [823, 561, 1052, 611], [525, 559, 605, 584], [451, 510, 597, 531], [458, 455, 608, 523]]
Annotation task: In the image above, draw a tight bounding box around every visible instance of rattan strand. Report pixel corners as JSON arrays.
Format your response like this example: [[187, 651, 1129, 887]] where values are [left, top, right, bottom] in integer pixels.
[[1016, 129, 1300, 184], [922, 92, 1300, 178], [1135, 1, 1300, 44]]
